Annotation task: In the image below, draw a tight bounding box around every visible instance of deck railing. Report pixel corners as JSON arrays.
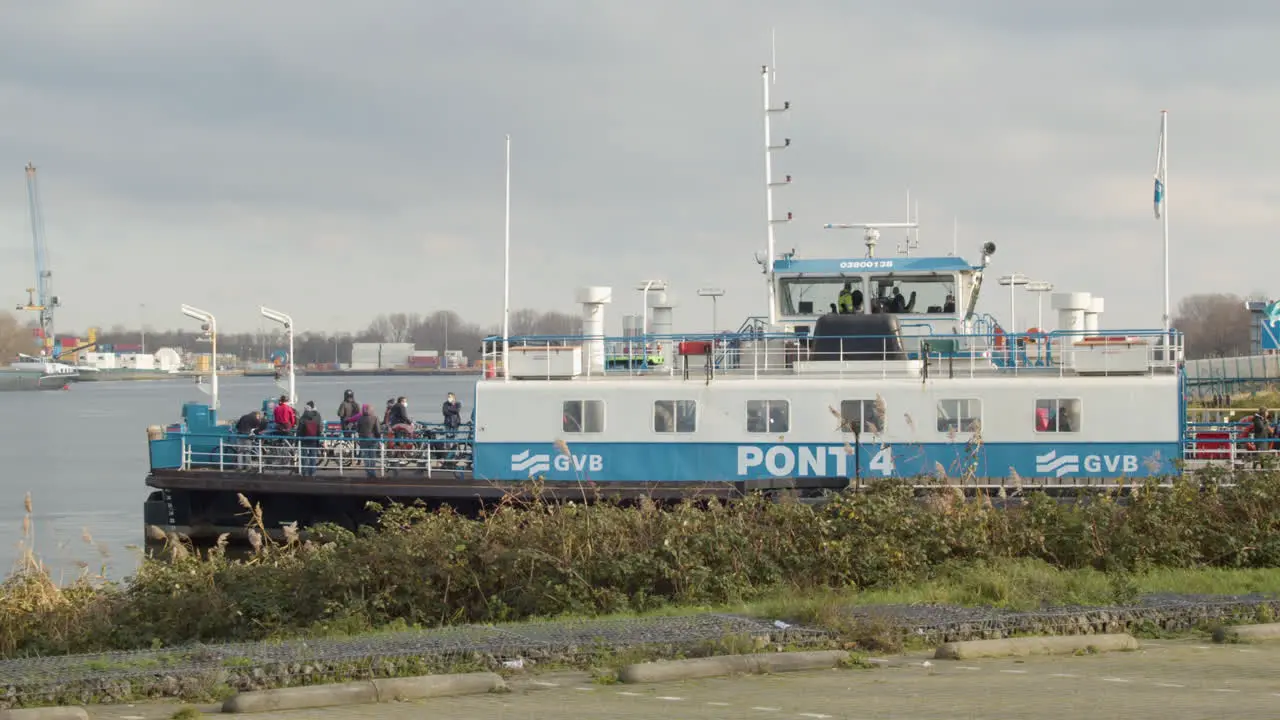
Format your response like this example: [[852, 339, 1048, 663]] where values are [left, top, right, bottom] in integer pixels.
[[482, 328, 1184, 381], [1184, 420, 1280, 470], [159, 423, 474, 477]]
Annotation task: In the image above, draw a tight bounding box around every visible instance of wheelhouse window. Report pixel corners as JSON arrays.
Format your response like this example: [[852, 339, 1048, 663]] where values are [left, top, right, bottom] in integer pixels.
[[562, 400, 605, 433], [747, 400, 790, 433], [654, 400, 697, 433], [868, 274, 956, 315], [937, 399, 982, 434], [1034, 399, 1081, 433], [779, 277, 864, 316], [840, 399, 885, 435]]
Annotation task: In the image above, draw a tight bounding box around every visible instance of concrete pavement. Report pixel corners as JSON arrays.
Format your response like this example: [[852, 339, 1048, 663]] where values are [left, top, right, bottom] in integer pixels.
[[88, 639, 1280, 719]]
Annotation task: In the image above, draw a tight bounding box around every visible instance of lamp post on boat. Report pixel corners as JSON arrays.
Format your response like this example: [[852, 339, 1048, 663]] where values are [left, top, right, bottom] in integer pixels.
[[635, 280, 668, 337], [260, 306, 295, 405], [697, 288, 725, 334], [180, 304, 218, 411], [1025, 281, 1054, 331], [998, 273, 1029, 334]]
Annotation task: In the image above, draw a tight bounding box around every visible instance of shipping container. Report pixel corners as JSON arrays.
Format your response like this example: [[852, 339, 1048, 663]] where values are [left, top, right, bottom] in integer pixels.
[[379, 343, 414, 368]]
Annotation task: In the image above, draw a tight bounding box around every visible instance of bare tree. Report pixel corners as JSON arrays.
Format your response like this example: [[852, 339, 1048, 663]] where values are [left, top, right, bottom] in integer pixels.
[[0, 312, 37, 360], [1172, 293, 1252, 359]]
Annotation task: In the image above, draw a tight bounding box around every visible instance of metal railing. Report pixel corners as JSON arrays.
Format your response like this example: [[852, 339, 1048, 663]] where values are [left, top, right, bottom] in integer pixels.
[[482, 328, 1185, 381], [1184, 420, 1280, 469], [174, 426, 474, 477]]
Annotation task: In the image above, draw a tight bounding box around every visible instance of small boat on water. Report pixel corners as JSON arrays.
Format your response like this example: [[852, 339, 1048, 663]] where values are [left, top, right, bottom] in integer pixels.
[[0, 367, 71, 392]]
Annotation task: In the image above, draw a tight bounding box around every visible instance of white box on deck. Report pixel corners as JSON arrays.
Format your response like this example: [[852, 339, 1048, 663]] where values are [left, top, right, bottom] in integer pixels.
[[506, 345, 583, 378], [1071, 340, 1149, 375]]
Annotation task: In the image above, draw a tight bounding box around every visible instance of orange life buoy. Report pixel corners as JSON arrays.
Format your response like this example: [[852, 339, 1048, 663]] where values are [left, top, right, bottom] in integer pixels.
[[993, 327, 1006, 348], [1025, 327, 1042, 344]]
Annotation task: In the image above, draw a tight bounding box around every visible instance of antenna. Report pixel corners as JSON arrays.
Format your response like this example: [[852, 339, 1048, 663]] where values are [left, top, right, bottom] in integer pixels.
[[896, 191, 920, 256], [770, 28, 777, 84], [762, 45, 792, 325], [503, 134, 511, 382]]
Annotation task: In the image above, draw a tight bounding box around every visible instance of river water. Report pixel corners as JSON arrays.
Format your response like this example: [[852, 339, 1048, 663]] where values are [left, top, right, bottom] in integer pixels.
[[0, 374, 473, 581]]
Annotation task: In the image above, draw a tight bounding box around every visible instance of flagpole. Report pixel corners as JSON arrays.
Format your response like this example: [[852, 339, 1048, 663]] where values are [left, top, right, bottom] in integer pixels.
[[1160, 110, 1170, 335], [503, 134, 511, 382]]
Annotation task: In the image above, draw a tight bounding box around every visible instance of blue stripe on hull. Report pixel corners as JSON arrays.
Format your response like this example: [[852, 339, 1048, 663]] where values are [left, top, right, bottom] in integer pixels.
[[478, 442, 1181, 482]]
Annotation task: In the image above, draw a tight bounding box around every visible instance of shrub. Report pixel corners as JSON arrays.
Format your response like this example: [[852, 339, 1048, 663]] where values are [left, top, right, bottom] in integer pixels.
[[6, 472, 1280, 657]]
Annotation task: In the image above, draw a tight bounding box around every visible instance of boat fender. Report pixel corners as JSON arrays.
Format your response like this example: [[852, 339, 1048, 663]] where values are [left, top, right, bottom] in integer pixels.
[[993, 327, 1006, 348]]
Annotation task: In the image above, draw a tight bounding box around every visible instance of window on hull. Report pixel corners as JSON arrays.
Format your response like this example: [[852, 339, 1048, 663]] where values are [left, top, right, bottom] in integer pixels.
[[868, 274, 956, 315], [747, 400, 790, 433], [779, 277, 864, 316], [563, 400, 605, 433], [840, 399, 886, 435], [1034, 398, 1081, 433], [937, 399, 982, 434], [654, 400, 697, 433]]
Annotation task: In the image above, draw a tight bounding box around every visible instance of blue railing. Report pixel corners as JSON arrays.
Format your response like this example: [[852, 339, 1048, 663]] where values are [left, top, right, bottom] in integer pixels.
[[1185, 419, 1280, 466], [483, 328, 1184, 377], [150, 422, 476, 476]]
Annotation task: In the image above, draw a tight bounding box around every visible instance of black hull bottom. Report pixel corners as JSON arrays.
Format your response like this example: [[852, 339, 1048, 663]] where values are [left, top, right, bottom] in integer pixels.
[[143, 469, 846, 542]]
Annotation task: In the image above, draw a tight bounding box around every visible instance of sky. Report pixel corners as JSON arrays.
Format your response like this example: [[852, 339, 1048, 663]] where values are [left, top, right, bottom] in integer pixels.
[[0, 0, 1277, 335]]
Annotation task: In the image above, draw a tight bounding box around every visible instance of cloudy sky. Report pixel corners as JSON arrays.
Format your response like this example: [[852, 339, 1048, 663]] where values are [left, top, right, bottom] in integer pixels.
[[0, 0, 1275, 335]]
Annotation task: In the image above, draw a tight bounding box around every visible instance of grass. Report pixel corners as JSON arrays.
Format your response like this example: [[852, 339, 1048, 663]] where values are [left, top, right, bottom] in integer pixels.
[[515, 559, 1280, 630]]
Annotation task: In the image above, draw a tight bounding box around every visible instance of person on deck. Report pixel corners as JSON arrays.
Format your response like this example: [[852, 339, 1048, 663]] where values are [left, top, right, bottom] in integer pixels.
[[336, 390, 359, 436], [891, 288, 917, 313], [273, 395, 297, 433], [442, 392, 462, 438], [354, 403, 382, 477], [234, 409, 265, 468], [837, 283, 855, 314], [387, 396, 413, 436], [295, 401, 324, 476]]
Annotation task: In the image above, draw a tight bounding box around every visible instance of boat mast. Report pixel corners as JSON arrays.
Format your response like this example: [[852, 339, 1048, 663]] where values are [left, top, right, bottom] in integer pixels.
[[762, 36, 792, 326]]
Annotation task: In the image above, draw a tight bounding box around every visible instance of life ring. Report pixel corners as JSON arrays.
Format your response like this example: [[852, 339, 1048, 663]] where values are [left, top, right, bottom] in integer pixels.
[[993, 327, 1006, 348], [1025, 327, 1042, 344]]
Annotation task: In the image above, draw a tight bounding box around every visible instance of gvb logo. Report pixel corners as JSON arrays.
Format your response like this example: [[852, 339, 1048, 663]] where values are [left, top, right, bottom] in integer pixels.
[[510, 449, 604, 477], [1035, 450, 1140, 477], [1035, 450, 1079, 477], [511, 450, 551, 476]]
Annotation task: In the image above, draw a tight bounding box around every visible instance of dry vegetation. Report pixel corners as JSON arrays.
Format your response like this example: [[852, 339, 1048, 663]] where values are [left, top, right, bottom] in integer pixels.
[[5, 468, 1280, 659], [0, 311, 37, 361]]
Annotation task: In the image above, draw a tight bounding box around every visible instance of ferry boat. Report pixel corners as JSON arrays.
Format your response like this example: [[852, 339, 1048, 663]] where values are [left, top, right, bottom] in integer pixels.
[[140, 61, 1192, 540]]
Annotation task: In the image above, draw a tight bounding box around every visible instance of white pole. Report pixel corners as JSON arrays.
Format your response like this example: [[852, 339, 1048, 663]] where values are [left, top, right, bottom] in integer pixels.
[[762, 65, 777, 325], [641, 281, 652, 337], [712, 296, 718, 334], [1009, 281, 1017, 333], [1160, 110, 1170, 335], [503, 134, 511, 382], [209, 317, 219, 411], [286, 324, 295, 404], [1037, 294, 1044, 331]]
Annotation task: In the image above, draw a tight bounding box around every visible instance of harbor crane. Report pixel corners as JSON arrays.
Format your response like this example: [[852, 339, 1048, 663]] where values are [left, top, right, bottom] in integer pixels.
[[14, 163, 58, 356]]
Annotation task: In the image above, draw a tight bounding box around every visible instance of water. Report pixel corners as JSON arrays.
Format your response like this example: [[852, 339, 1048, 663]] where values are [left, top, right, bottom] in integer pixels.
[[0, 374, 474, 580]]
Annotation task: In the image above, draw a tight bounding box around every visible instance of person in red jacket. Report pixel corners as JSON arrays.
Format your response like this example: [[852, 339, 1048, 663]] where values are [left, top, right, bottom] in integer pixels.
[[273, 394, 297, 433]]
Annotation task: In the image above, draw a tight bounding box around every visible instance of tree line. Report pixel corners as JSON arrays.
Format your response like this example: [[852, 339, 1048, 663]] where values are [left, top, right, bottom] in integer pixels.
[[0, 295, 1266, 363], [1, 309, 581, 364]]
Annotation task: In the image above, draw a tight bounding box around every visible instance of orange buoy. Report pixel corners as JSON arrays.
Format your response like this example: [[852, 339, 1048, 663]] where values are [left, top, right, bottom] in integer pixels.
[[1025, 327, 1042, 343], [993, 327, 1006, 348]]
